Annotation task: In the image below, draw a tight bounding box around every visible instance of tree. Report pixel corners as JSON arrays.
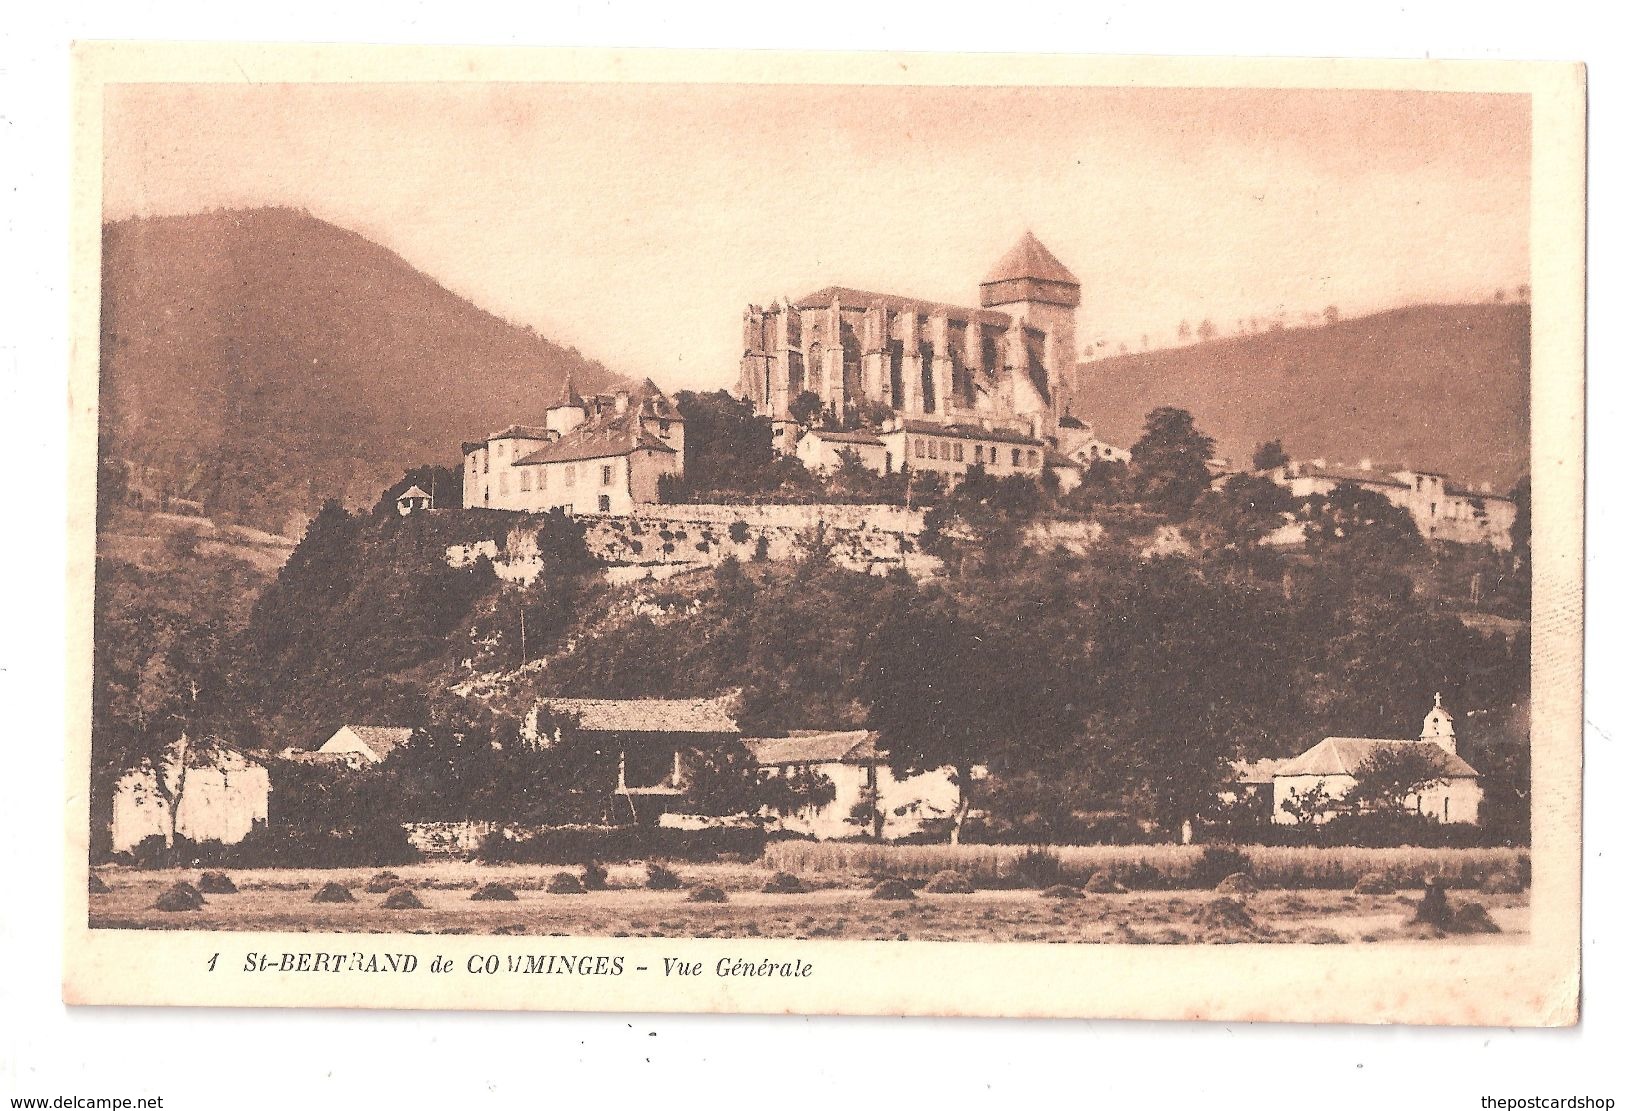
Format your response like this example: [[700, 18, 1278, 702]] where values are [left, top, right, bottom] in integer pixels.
[[1323, 305, 1340, 326], [1252, 439, 1290, 472], [1197, 318, 1216, 341], [1345, 743, 1448, 814], [1177, 319, 1192, 343], [1301, 481, 1422, 556], [373, 464, 461, 517], [1129, 407, 1215, 516], [1279, 780, 1338, 825], [787, 390, 823, 426], [680, 739, 836, 822], [861, 589, 1002, 843]]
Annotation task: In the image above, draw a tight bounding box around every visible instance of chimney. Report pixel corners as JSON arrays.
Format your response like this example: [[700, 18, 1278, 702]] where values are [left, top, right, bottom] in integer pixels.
[[615, 392, 629, 415]]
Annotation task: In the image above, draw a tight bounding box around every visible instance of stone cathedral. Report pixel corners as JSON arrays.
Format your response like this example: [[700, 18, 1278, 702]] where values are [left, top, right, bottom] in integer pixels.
[[738, 232, 1080, 441]]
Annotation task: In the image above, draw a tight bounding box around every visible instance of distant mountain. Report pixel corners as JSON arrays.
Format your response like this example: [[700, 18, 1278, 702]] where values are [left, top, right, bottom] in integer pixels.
[[99, 208, 623, 534], [1074, 304, 1530, 492]]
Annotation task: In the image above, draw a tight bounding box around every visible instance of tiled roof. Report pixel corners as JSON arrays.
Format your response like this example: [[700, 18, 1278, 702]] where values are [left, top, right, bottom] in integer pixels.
[[344, 726, 416, 760], [1044, 448, 1086, 471], [397, 485, 431, 501], [490, 425, 552, 441], [745, 730, 880, 766], [982, 231, 1079, 286], [516, 426, 676, 466], [794, 286, 1012, 327], [1275, 737, 1478, 779], [807, 430, 885, 446], [1292, 463, 1409, 489], [894, 418, 1042, 446], [538, 697, 740, 735]]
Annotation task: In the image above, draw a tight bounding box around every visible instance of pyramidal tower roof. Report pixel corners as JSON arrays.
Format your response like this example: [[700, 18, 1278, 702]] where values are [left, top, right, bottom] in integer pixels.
[[552, 373, 584, 410], [983, 231, 1079, 287]]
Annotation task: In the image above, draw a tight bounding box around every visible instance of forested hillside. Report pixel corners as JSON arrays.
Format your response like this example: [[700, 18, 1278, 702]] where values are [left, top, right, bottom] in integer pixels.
[[1076, 304, 1530, 491], [99, 208, 623, 534]]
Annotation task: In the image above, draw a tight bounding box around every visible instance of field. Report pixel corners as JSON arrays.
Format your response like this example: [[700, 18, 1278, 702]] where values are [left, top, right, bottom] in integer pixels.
[[89, 845, 1530, 944]]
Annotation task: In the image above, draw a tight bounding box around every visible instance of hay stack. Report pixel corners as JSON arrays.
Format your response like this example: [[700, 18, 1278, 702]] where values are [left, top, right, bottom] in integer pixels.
[[1193, 896, 1256, 931], [311, 882, 355, 903], [154, 882, 205, 912], [547, 871, 585, 895], [470, 882, 519, 902], [88, 873, 111, 895], [761, 872, 806, 894], [687, 884, 728, 903], [1084, 873, 1126, 895], [365, 871, 403, 894], [924, 870, 975, 894], [646, 863, 684, 891], [1442, 901, 1502, 934], [381, 887, 425, 910], [871, 879, 915, 901], [198, 871, 238, 895], [1040, 884, 1083, 899], [1352, 873, 1396, 895], [1215, 872, 1257, 894]]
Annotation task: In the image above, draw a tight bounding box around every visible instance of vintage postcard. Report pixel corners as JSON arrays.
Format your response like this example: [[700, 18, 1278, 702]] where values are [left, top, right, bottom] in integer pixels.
[[64, 44, 1585, 1024]]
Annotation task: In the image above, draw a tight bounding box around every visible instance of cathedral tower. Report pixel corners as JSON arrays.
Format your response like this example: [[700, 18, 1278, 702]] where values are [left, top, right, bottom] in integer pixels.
[[978, 231, 1080, 433]]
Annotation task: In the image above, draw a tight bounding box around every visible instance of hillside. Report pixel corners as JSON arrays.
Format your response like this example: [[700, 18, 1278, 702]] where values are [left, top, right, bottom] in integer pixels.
[[99, 208, 623, 535], [1074, 304, 1530, 492]]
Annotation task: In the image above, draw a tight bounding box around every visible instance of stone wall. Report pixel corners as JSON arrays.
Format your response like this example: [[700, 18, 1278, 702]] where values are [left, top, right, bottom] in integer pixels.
[[447, 503, 932, 585]]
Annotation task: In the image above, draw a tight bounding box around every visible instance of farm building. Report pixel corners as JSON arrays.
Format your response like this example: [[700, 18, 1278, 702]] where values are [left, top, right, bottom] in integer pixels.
[[110, 736, 270, 853], [314, 724, 416, 768], [1222, 758, 1285, 812], [744, 729, 960, 841], [1272, 696, 1483, 824], [524, 696, 741, 823]]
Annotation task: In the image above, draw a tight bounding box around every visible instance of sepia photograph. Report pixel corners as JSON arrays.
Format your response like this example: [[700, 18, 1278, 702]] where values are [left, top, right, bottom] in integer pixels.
[[59, 44, 1586, 1024]]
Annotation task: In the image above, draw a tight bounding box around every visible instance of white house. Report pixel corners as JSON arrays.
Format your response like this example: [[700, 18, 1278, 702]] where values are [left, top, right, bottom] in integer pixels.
[[744, 729, 960, 841], [1271, 459, 1517, 550], [111, 737, 271, 853], [314, 724, 416, 767], [463, 378, 684, 517], [1272, 696, 1483, 825], [794, 428, 889, 475]]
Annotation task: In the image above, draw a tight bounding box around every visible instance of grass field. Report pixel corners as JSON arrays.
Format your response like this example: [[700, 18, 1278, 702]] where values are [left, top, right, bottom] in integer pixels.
[[88, 852, 1530, 944]]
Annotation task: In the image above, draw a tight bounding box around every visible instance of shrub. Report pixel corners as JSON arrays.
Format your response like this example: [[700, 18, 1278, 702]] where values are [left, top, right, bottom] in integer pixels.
[[728, 521, 750, 544], [646, 863, 684, 890], [1479, 871, 1524, 895], [197, 871, 238, 894], [1192, 897, 1258, 932], [1010, 848, 1066, 889], [1215, 872, 1257, 894], [1084, 873, 1126, 895], [470, 882, 518, 902], [871, 879, 915, 901], [1194, 845, 1251, 887], [581, 860, 610, 891], [1444, 901, 1501, 934], [1040, 884, 1083, 899], [154, 882, 204, 911], [761, 871, 806, 894], [382, 887, 425, 910], [547, 871, 585, 895], [88, 873, 111, 895], [924, 870, 975, 894], [478, 825, 765, 864], [311, 882, 355, 903], [687, 884, 728, 903]]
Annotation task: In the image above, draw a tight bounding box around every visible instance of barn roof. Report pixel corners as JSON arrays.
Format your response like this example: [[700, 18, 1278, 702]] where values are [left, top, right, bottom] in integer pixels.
[[342, 725, 416, 760], [744, 730, 880, 766], [537, 697, 739, 735], [1275, 737, 1478, 779]]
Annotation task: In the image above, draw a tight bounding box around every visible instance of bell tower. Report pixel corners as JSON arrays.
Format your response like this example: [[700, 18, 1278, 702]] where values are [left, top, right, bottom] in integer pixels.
[[979, 231, 1081, 436], [1419, 692, 1458, 755]]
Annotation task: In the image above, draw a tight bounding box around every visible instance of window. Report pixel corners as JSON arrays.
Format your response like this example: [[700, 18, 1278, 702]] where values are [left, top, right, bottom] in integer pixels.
[[974, 444, 984, 464], [601, 464, 613, 486], [773, 426, 783, 439], [564, 465, 576, 488], [598, 494, 611, 512], [538, 467, 548, 490], [499, 473, 510, 495], [927, 440, 938, 460], [520, 470, 531, 492], [914, 438, 925, 459], [659, 420, 671, 437], [482, 451, 488, 474], [989, 447, 999, 465], [953, 442, 964, 463]]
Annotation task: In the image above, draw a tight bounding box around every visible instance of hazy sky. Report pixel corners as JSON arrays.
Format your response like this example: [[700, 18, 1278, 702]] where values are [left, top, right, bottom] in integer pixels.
[[104, 83, 1530, 391]]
